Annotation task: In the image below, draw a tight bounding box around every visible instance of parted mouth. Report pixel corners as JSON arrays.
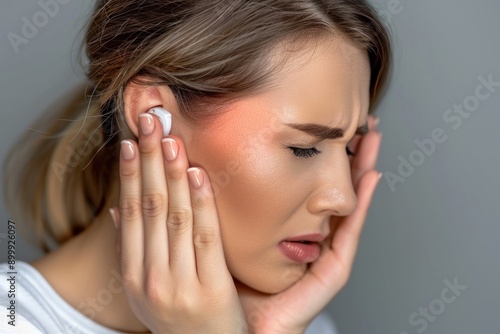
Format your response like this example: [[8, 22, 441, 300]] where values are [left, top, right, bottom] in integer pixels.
[[278, 237, 324, 263]]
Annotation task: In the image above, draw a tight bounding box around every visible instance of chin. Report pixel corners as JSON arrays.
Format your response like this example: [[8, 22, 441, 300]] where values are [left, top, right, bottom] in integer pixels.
[[236, 263, 308, 294]]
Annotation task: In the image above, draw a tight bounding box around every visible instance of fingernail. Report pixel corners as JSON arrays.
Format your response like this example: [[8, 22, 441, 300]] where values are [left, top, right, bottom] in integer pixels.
[[187, 167, 204, 189], [139, 113, 155, 135], [148, 107, 172, 137], [109, 208, 118, 229], [377, 172, 383, 181], [121, 140, 135, 160], [162, 138, 178, 161]]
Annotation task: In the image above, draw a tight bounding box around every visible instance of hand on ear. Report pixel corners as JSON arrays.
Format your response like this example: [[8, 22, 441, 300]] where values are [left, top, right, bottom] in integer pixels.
[[147, 107, 172, 136], [122, 76, 179, 139]]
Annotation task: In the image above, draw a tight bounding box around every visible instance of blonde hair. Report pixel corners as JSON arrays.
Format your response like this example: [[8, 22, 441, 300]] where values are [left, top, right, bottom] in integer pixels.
[[2, 0, 392, 253]]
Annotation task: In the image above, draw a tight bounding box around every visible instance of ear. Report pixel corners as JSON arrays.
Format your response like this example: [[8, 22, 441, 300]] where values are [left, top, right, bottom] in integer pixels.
[[123, 76, 180, 138]]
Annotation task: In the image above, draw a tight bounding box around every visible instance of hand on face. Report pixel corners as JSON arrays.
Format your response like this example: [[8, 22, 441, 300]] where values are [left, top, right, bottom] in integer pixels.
[[109, 112, 247, 334], [110, 110, 382, 333], [235, 114, 383, 333]]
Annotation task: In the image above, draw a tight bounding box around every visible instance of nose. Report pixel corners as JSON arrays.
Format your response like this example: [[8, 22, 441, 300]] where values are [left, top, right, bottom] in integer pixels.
[[307, 154, 358, 217]]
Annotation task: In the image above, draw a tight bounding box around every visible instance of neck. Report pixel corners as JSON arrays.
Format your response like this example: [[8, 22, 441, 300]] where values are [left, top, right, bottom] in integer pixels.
[[31, 212, 150, 333]]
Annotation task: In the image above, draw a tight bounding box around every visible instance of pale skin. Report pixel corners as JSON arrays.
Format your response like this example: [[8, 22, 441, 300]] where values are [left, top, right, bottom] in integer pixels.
[[31, 35, 382, 333]]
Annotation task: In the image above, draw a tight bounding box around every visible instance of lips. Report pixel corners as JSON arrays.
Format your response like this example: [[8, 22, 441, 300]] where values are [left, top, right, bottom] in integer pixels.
[[278, 233, 327, 263]]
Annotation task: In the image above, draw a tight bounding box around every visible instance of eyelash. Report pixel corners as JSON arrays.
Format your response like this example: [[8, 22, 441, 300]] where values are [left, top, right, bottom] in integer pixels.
[[288, 146, 356, 158]]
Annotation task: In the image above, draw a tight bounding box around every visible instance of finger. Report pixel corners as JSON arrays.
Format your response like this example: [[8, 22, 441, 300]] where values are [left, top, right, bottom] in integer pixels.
[[160, 135, 196, 278], [331, 170, 381, 270], [350, 115, 377, 158], [187, 168, 229, 286], [350, 121, 382, 188], [368, 114, 378, 131], [119, 140, 144, 280], [137, 113, 168, 277]]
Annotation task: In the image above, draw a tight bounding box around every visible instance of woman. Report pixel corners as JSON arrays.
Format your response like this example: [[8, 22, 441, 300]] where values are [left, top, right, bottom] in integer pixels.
[[1, 0, 391, 333]]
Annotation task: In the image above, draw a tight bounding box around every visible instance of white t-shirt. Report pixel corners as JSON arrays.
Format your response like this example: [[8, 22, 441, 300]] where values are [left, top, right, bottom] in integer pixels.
[[0, 261, 339, 333]]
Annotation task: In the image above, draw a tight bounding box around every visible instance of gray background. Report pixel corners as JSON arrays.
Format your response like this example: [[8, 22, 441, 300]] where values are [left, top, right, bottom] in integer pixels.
[[1, 1, 499, 333]]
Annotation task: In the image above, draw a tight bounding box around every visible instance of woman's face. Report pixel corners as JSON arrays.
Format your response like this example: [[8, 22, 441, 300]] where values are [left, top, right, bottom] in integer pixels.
[[185, 37, 371, 294]]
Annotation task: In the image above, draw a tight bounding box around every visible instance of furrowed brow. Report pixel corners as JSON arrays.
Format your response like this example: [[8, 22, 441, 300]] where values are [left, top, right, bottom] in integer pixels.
[[284, 122, 368, 141]]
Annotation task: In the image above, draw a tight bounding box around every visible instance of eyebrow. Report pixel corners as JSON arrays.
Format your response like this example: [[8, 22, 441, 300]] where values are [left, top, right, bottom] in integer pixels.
[[284, 122, 369, 141]]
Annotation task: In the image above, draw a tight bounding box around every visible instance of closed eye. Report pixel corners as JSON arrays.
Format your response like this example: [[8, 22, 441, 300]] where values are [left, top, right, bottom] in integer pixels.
[[288, 146, 356, 159], [288, 147, 321, 158]]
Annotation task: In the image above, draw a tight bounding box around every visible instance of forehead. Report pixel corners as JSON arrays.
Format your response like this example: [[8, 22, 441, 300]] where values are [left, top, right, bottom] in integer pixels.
[[261, 35, 371, 130], [202, 36, 371, 142]]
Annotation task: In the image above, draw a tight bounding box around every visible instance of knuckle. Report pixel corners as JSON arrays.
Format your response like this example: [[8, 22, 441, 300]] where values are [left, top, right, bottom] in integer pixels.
[[120, 164, 137, 178], [192, 193, 212, 210], [119, 197, 141, 220], [138, 139, 155, 156], [172, 290, 197, 312], [193, 229, 218, 251], [166, 168, 184, 181], [144, 271, 165, 304], [141, 193, 166, 218], [121, 272, 140, 293], [166, 207, 193, 232]]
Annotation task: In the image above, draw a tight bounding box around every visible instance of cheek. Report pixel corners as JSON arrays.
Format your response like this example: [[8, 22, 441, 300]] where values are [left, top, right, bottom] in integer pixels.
[[195, 129, 285, 232], [214, 140, 285, 237], [211, 144, 310, 289], [189, 127, 314, 292]]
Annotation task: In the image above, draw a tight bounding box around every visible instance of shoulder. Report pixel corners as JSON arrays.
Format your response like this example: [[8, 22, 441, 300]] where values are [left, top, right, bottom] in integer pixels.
[[0, 261, 45, 332], [0, 261, 66, 333], [0, 261, 127, 334]]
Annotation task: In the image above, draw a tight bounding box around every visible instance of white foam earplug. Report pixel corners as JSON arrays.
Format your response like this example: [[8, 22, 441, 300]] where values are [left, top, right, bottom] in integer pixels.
[[147, 107, 172, 136]]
